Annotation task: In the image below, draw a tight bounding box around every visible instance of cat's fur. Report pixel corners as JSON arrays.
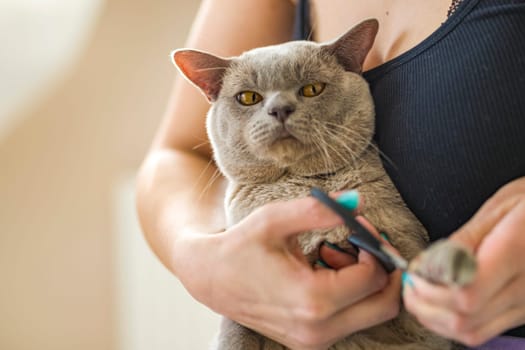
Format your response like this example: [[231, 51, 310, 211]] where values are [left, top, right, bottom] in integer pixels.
[[173, 19, 473, 350]]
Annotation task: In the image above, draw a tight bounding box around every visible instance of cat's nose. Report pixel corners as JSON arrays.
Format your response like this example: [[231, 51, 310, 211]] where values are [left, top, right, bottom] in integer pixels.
[[268, 105, 296, 122]]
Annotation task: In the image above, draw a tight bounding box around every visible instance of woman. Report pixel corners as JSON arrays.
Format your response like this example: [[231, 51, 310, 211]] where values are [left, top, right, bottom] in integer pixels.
[[136, 0, 525, 348]]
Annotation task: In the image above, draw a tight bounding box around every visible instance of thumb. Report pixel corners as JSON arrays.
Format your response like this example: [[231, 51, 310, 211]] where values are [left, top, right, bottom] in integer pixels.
[[247, 196, 344, 242]]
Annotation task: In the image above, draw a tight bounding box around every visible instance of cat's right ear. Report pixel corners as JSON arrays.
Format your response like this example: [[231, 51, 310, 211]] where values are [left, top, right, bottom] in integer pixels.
[[323, 19, 379, 74], [172, 49, 231, 102]]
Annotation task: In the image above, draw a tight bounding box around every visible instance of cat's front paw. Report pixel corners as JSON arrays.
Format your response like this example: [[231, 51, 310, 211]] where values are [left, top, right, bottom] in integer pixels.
[[408, 239, 477, 287]]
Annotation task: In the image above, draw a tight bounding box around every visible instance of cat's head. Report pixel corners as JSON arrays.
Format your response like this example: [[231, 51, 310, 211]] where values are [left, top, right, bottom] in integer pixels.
[[173, 19, 378, 183]]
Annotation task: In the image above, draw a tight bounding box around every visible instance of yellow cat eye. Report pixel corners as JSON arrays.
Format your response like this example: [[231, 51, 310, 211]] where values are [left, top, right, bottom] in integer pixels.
[[300, 82, 326, 97], [236, 91, 263, 106]]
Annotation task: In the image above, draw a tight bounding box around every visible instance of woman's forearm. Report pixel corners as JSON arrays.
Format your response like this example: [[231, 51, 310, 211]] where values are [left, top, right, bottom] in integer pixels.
[[135, 147, 226, 275]]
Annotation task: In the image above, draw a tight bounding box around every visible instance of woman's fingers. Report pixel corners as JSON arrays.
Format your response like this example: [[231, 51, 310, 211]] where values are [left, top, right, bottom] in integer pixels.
[[255, 189, 363, 240], [246, 196, 343, 242], [313, 214, 396, 310], [236, 249, 398, 349], [231, 195, 392, 307], [403, 284, 459, 333], [318, 242, 358, 269], [464, 274, 525, 332], [404, 281, 525, 347], [405, 272, 525, 332], [272, 269, 402, 349], [460, 303, 525, 347], [309, 252, 389, 310], [327, 269, 402, 336]]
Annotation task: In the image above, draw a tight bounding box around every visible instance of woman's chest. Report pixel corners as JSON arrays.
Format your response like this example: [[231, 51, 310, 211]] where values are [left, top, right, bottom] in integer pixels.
[[310, 0, 452, 70]]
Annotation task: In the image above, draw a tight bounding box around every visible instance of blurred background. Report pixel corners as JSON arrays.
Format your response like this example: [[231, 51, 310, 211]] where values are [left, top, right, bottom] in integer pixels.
[[0, 0, 221, 349]]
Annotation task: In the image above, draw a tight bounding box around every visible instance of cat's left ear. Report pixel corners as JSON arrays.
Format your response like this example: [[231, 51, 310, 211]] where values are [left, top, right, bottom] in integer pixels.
[[323, 19, 379, 73], [172, 49, 231, 102]]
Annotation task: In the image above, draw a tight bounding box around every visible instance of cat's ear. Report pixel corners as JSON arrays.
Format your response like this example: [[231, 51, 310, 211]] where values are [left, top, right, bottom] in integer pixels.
[[172, 49, 231, 102], [323, 19, 379, 73]]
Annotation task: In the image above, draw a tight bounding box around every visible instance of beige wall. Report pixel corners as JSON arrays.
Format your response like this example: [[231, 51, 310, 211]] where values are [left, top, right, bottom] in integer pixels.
[[0, 0, 207, 349]]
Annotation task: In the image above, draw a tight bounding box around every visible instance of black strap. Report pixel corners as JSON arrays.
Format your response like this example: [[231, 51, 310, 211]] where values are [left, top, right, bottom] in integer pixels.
[[292, 0, 312, 41]]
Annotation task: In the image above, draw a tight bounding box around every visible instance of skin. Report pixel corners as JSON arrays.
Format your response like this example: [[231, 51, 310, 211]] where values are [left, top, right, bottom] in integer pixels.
[[136, 0, 524, 347]]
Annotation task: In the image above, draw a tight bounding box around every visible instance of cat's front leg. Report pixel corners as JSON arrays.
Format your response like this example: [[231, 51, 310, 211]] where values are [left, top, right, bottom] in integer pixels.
[[409, 239, 477, 287], [299, 226, 353, 265]]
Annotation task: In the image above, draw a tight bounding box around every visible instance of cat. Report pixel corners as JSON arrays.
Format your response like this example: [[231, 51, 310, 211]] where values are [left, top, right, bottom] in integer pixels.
[[172, 19, 476, 350]]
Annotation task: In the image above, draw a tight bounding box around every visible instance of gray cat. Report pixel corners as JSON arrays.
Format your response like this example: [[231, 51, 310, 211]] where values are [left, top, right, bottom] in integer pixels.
[[172, 19, 475, 350]]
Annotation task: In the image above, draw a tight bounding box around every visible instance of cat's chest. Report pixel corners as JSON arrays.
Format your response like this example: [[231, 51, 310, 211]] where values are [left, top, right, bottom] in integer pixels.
[[224, 148, 387, 226], [225, 170, 364, 226]]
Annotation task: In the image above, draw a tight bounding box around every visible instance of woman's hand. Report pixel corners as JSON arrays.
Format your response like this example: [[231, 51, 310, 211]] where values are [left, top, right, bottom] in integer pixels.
[[175, 196, 401, 350], [403, 177, 525, 347]]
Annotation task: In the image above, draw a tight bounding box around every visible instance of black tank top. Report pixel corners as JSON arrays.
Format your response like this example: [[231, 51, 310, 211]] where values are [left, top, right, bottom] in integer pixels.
[[294, 0, 525, 337]]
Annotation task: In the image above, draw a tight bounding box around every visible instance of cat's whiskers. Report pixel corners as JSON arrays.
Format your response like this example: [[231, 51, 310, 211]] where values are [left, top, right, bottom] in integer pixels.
[[306, 15, 317, 42], [314, 120, 358, 163], [322, 126, 359, 168], [198, 166, 223, 201], [311, 120, 351, 173], [310, 126, 333, 175], [192, 157, 223, 202], [325, 121, 388, 161], [324, 122, 398, 170], [302, 120, 327, 172], [320, 130, 351, 166], [323, 121, 369, 144], [323, 124, 359, 154], [192, 139, 211, 151]]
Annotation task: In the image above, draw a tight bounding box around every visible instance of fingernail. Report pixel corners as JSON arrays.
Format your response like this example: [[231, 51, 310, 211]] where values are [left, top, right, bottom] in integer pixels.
[[336, 190, 359, 210], [323, 241, 358, 257], [402, 272, 414, 293], [380, 232, 390, 242], [314, 259, 332, 269]]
